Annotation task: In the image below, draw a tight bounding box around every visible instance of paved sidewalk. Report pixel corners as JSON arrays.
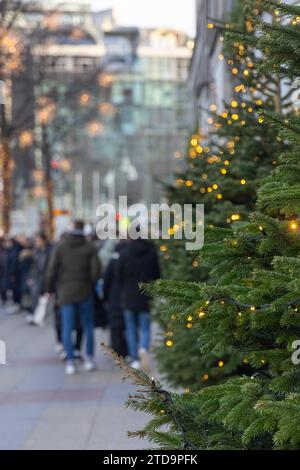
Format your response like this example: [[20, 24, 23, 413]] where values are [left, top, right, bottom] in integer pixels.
[[0, 306, 151, 450]]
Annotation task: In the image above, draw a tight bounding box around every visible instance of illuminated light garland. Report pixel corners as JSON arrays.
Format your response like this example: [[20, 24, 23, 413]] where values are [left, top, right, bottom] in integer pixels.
[[289, 220, 298, 231], [235, 84, 246, 93], [79, 92, 91, 106], [199, 293, 300, 317]]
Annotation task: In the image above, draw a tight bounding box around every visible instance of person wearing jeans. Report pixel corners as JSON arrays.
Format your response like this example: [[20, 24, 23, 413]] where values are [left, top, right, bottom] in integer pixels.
[[123, 310, 151, 362], [60, 296, 94, 361], [46, 220, 101, 375], [117, 236, 160, 370]]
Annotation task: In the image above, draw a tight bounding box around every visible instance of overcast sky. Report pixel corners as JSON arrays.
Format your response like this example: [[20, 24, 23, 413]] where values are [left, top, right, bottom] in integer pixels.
[[91, 0, 196, 37]]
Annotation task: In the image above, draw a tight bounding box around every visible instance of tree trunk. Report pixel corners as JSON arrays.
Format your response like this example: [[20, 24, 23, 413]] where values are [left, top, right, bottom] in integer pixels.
[[0, 137, 12, 234], [41, 124, 55, 240], [45, 176, 54, 240]]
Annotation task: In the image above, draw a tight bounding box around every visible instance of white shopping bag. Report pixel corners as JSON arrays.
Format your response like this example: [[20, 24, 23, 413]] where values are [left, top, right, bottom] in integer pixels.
[[33, 294, 54, 326]]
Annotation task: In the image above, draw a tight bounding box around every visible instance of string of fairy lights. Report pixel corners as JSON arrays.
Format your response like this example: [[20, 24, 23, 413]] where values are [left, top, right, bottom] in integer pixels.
[[164, 287, 300, 385], [173, 16, 270, 227]]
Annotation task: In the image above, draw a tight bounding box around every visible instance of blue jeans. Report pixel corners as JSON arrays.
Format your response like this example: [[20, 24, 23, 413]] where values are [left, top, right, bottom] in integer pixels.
[[123, 310, 151, 361], [60, 296, 94, 361]]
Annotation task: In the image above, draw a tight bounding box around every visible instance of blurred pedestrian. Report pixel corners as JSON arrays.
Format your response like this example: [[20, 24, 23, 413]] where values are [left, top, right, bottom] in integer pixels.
[[9, 237, 23, 311], [28, 233, 52, 314], [0, 237, 8, 305], [46, 220, 101, 375], [51, 233, 83, 359], [0, 236, 23, 313], [103, 241, 128, 358], [18, 238, 34, 312], [117, 234, 160, 370]]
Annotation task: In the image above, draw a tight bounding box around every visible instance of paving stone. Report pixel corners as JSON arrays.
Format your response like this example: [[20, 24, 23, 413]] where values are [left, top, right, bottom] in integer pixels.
[[0, 307, 151, 450]]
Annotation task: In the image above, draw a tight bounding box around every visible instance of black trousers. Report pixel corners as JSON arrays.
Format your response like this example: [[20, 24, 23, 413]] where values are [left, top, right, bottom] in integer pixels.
[[0, 289, 7, 303], [108, 306, 128, 358]]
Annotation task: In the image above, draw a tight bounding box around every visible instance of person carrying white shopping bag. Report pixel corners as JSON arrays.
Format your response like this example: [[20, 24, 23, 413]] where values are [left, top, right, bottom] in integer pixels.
[[33, 293, 54, 326]]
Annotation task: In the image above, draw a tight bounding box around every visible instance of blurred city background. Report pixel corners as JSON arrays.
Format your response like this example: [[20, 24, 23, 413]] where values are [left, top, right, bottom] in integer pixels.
[[0, 0, 244, 451], [0, 0, 196, 238]]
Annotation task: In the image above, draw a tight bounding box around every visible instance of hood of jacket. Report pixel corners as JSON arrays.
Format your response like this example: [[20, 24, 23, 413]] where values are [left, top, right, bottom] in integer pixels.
[[128, 238, 154, 256], [63, 232, 86, 247]]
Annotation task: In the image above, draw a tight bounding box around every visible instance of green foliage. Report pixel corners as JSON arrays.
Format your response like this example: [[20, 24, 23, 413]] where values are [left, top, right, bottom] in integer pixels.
[[154, 0, 288, 391], [125, 0, 300, 450]]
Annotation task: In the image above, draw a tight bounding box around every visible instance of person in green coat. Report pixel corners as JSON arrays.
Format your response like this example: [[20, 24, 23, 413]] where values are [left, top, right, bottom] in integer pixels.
[[46, 220, 101, 375]]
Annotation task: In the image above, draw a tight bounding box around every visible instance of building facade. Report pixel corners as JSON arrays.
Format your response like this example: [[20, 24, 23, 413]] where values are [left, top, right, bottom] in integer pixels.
[[12, 1, 192, 232], [189, 0, 233, 133], [101, 27, 193, 206]]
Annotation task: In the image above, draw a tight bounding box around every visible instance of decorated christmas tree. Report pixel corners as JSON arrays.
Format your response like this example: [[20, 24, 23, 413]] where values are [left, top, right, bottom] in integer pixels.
[[125, 0, 300, 449], [153, 0, 288, 391]]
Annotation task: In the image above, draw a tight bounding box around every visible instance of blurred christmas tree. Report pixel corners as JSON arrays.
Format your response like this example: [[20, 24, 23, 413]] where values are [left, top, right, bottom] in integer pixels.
[[154, 0, 288, 390], [125, 0, 300, 449]]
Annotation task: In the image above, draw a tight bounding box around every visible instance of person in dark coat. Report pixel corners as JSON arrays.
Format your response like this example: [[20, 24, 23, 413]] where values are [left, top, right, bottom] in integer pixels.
[[0, 238, 8, 305], [18, 238, 34, 312], [8, 237, 23, 309], [46, 220, 101, 375], [117, 236, 160, 370], [28, 233, 52, 312], [103, 241, 128, 358]]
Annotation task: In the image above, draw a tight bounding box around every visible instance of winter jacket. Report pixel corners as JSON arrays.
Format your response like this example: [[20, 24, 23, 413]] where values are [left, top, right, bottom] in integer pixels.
[[46, 232, 101, 306], [103, 242, 128, 328], [30, 245, 52, 309], [116, 238, 160, 312], [18, 248, 33, 295], [103, 242, 128, 308], [0, 246, 8, 292]]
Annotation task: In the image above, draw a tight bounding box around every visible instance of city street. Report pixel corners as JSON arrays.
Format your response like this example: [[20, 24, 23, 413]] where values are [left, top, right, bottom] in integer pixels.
[[1, 0, 299, 456], [0, 306, 150, 450]]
